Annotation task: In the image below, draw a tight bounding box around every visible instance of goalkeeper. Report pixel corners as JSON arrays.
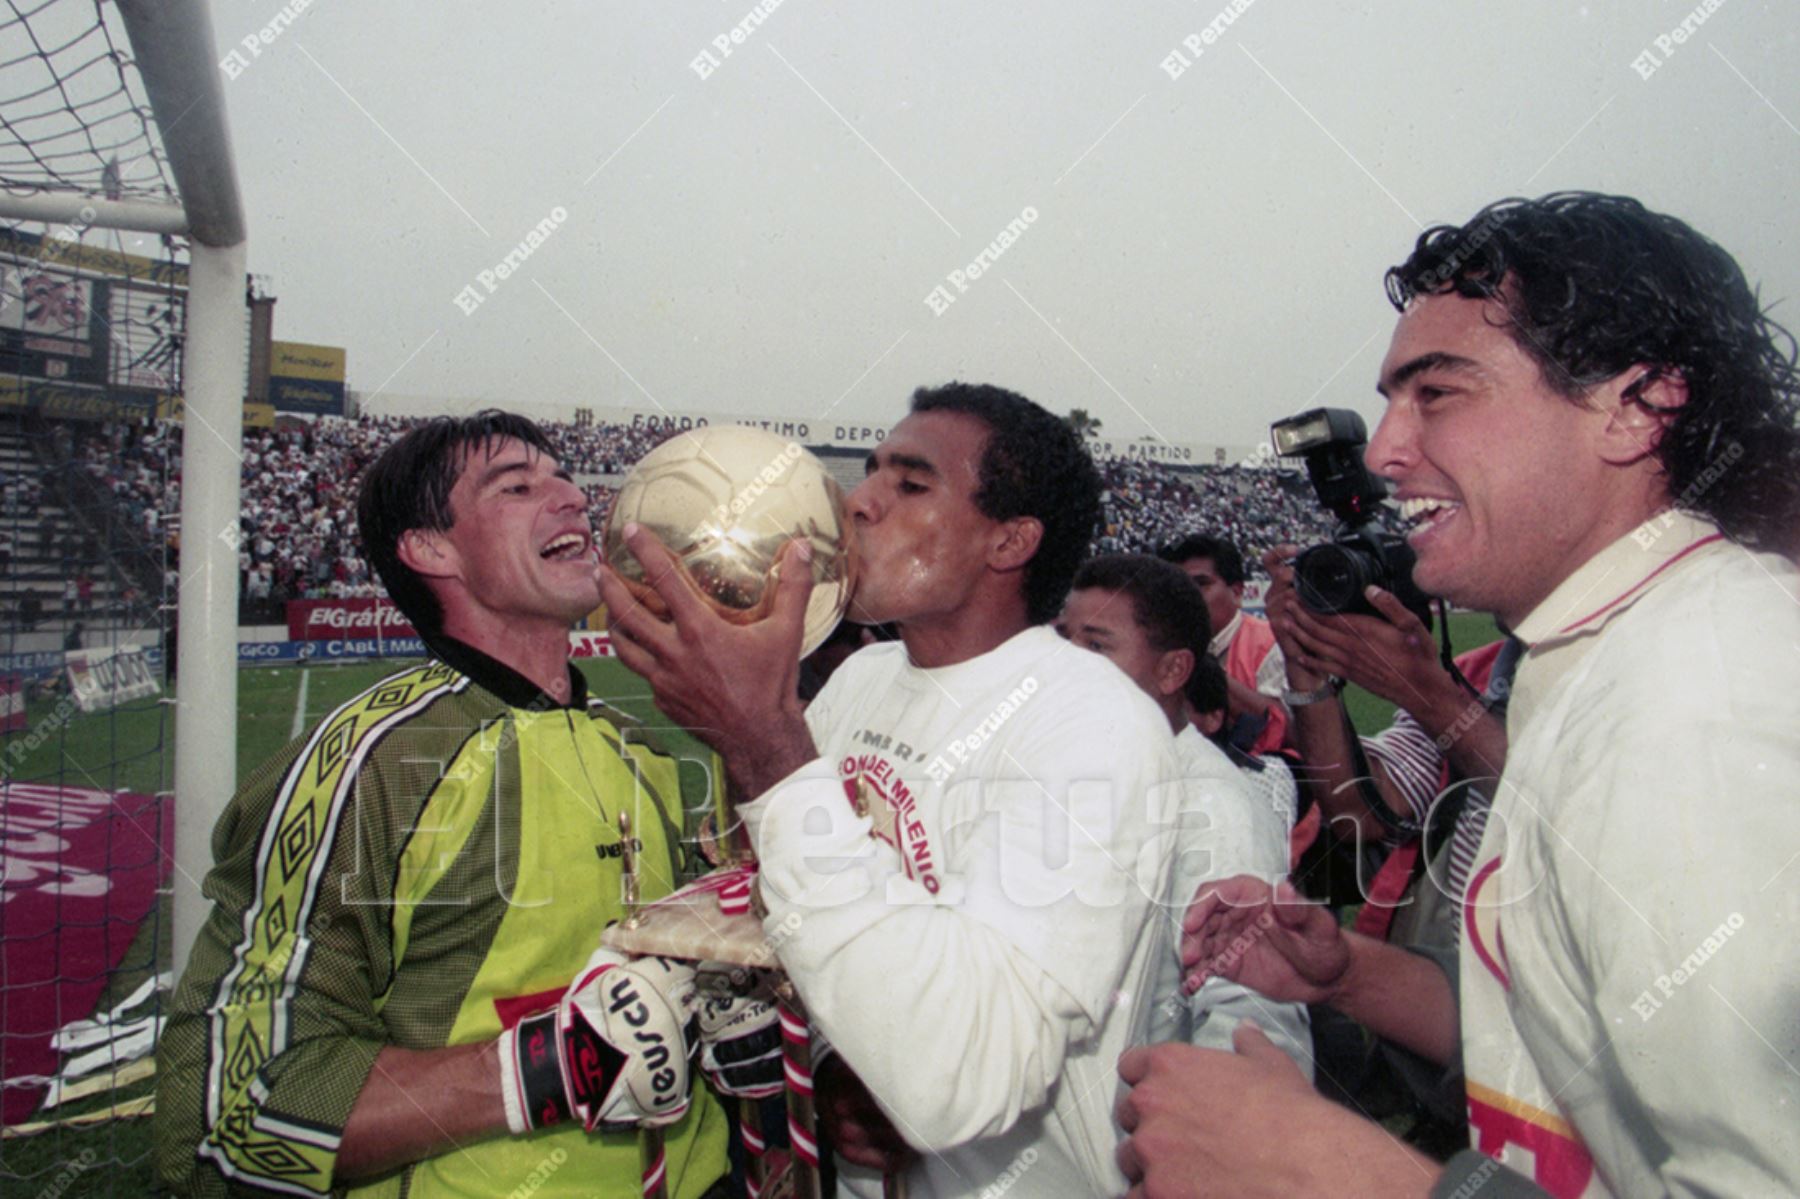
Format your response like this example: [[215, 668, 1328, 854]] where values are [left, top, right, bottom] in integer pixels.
[[156, 413, 733, 1197]]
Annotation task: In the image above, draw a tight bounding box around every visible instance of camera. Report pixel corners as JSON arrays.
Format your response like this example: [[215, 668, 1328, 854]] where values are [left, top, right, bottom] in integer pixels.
[[1269, 407, 1433, 624]]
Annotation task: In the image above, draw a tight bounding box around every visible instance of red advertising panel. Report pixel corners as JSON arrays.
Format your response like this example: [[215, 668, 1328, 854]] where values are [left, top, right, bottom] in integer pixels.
[[286, 598, 417, 641]]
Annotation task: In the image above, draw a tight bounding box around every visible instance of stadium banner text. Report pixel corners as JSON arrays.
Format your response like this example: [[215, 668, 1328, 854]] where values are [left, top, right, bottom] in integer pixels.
[[585, 405, 1254, 466], [0, 378, 160, 422], [0, 649, 79, 677], [238, 631, 613, 666], [66, 646, 160, 713], [287, 597, 417, 640], [269, 339, 346, 415]]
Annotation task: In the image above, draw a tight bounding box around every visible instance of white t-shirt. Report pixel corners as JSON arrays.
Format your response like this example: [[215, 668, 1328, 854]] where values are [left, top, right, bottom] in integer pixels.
[[1460, 513, 1800, 1197], [742, 626, 1184, 1198]]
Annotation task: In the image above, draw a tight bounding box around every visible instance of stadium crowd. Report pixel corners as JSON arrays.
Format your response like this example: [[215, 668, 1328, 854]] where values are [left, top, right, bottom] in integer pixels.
[[1093, 455, 1337, 554], [74, 413, 1335, 605]]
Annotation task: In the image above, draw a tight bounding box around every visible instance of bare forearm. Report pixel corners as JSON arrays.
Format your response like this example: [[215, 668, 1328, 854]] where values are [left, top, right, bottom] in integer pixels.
[[1292, 700, 1405, 842], [1380, 675, 1506, 783], [722, 711, 819, 799], [1226, 674, 1276, 719], [337, 1042, 507, 1182], [1439, 712, 1507, 784], [1328, 933, 1459, 1065]]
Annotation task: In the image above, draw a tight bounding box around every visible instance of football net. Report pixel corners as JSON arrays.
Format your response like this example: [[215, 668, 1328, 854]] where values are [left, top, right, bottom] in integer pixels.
[[0, 1, 244, 1194]]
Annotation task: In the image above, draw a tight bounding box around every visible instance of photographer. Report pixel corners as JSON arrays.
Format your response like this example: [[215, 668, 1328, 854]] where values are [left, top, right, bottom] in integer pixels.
[[1262, 539, 1516, 1145], [1263, 544, 1512, 921]]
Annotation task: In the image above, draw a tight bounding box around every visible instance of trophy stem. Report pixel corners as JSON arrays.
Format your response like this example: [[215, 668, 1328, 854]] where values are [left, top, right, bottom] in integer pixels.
[[741, 1097, 769, 1198]]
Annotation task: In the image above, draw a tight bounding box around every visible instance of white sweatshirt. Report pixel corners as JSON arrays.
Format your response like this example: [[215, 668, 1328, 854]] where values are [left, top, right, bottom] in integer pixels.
[[1145, 726, 1311, 1076], [742, 627, 1184, 1198], [1460, 514, 1800, 1197]]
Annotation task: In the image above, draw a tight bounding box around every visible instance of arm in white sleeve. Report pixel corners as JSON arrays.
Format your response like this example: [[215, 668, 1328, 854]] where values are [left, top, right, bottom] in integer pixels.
[[1164, 758, 1312, 1078], [745, 717, 1175, 1154], [1186, 978, 1313, 1082]]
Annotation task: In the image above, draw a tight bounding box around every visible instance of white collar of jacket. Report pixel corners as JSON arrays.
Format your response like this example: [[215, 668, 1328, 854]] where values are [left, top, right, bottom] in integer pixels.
[[1208, 609, 1244, 658], [1513, 509, 1729, 651]]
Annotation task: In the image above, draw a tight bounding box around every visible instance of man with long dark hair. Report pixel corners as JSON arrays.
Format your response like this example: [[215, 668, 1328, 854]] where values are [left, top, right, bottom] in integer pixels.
[[1119, 193, 1800, 1198], [159, 412, 729, 1197]]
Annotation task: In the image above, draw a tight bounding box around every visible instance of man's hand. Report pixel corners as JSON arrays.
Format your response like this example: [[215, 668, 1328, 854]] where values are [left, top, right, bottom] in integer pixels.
[[496, 950, 699, 1134], [1179, 876, 1349, 1002], [598, 523, 820, 797], [1115, 1025, 1438, 1198], [1263, 546, 1455, 717], [1261, 545, 1327, 687], [816, 1052, 919, 1174]]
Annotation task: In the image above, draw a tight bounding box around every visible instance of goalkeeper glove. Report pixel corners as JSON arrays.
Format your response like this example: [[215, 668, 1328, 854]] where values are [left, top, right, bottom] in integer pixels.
[[497, 948, 700, 1134], [696, 963, 785, 1099]]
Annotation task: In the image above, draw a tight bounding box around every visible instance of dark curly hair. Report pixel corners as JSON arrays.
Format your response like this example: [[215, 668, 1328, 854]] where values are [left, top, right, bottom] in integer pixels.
[[1385, 191, 1800, 555], [1071, 552, 1211, 656], [911, 382, 1103, 624], [1156, 533, 1246, 587], [356, 410, 558, 638]]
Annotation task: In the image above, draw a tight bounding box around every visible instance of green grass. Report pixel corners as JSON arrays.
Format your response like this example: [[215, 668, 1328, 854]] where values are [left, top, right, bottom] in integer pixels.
[[5, 656, 703, 800]]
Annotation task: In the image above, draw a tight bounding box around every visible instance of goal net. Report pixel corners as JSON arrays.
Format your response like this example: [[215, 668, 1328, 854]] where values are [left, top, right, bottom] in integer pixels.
[[0, 2, 244, 1193]]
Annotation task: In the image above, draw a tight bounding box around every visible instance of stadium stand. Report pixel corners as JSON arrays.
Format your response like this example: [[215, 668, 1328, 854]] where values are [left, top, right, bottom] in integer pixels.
[[69, 414, 1344, 612], [0, 415, 153, 642], [1093, 455, 1338, 556]]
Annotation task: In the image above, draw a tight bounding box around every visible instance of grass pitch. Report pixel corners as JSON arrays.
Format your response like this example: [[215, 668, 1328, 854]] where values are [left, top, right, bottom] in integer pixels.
[[3, 614, 1502, 1192]]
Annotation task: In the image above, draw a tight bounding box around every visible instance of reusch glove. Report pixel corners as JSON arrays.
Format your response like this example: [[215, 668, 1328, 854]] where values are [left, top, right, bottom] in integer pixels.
[[498, 948, 700, 1133]]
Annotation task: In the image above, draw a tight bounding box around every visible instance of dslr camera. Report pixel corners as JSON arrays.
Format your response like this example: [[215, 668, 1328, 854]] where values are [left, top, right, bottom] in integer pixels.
[[1269, 407, 1433, 624]]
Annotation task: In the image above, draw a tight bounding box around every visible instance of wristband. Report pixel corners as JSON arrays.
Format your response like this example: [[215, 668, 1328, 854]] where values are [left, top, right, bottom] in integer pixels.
[[499, 1009, 574, 1134], [1282, 677, 1344, 706]]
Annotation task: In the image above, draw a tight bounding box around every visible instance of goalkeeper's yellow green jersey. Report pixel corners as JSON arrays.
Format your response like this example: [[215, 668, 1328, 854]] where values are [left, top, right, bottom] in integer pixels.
[[157, 640, 727, 1197]]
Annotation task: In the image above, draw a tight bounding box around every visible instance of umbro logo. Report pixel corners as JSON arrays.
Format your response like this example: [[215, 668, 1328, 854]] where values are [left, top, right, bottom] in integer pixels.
[[595, 837, 644, 861]]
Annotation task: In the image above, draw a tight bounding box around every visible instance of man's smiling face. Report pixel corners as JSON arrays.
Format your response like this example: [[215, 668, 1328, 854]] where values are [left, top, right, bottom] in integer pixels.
[[1366, 292, 1627, 627], [430, 436, 600, 628]]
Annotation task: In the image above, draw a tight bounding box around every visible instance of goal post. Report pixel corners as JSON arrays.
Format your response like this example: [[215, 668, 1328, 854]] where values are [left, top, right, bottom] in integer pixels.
[[118, 0, 250, 986], [0, 0, 247, 981]]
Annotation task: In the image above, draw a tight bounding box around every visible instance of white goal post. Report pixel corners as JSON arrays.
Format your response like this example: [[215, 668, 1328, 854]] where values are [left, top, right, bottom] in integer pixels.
[[0, 0, 247, 979]]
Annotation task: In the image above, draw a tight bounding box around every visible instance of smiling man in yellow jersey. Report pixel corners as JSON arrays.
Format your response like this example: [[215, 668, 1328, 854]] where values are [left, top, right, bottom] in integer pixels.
[[157, 411, 729, 1197]]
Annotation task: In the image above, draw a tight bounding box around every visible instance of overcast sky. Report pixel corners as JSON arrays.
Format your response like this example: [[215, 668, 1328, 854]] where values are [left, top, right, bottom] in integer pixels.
[[209, 0, 1797, 453]]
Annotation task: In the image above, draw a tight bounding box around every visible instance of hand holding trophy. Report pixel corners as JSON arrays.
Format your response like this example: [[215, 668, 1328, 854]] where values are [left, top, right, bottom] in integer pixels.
[[601, 425, 857, 657], [599, 426, 856, 799], [598, 426, 884, 1198]]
